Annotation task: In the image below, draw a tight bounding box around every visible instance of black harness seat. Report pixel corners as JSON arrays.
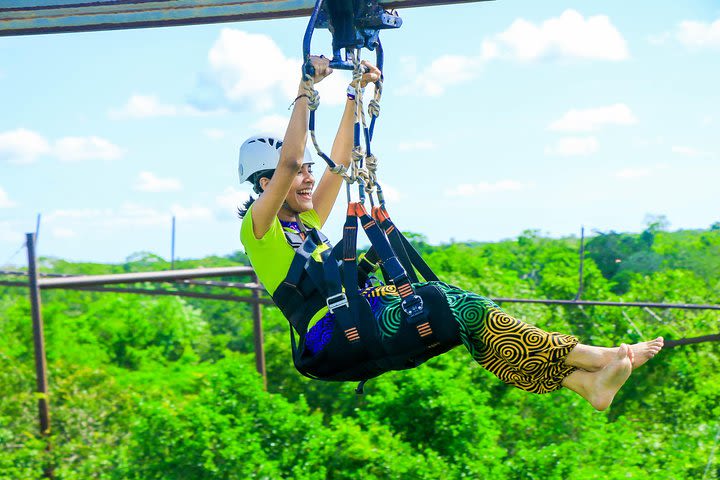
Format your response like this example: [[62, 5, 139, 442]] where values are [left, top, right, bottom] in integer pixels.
[[271, 203, 461, 384]]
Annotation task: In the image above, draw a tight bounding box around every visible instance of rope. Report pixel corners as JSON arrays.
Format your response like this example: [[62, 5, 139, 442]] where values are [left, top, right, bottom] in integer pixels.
[[621, 310, 646, 340], [1, 240, 27, 268], [304, 49, 385, 206]]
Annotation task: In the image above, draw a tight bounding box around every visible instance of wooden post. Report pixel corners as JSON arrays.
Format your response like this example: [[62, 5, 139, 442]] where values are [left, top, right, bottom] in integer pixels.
[[250, 272, 267, 389], [26, 233, 53, 478]]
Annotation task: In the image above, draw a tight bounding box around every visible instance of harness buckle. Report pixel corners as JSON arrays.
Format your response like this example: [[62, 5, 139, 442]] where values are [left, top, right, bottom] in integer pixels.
[[401, 294, 424, 319], [326, 292, 349, 314]]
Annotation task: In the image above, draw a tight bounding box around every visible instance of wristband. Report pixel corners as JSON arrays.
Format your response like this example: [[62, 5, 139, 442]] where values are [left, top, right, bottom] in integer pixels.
[[347, 84, 364, 100]]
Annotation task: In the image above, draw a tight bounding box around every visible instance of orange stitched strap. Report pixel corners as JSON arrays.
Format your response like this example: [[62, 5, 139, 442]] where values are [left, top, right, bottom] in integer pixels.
[[397, 283, 414, 298], [362, 220, 376, 230], [348, 202, 370, 218], [344, 257, 356, 261], [385, 225, 396, 234], [344, 327, 360, 342], [371, 206, 391, 223], [416, 322, 433, 337]]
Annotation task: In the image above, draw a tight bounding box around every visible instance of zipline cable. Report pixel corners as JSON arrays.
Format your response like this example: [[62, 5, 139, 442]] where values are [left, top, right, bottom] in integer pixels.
[[703, 423, 720, 480]]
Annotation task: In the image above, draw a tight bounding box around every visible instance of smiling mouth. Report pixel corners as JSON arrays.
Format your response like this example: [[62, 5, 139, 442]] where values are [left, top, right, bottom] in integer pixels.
[[297, 188, 312, 199]]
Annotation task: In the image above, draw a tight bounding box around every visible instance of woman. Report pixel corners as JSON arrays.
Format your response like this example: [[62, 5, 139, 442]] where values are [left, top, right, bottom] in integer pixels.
[[239, 56, 664, 410]]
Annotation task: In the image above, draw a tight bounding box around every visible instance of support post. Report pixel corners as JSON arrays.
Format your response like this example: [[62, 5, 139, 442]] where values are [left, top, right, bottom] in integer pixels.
[[35, 213, 42, 244], [171, 216, 176, 270], [26, 233, 53, 478], [250, 272, 267, 389], [575, 226, 585, 300]]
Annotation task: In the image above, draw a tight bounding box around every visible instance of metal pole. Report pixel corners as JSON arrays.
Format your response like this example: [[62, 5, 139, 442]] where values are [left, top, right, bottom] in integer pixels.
[[171, 216, 176, 270], [26, 233, 53, 478], [250, 272, 267, 389], [703, 424, 720, 480], [35, 213, 41, 246], [39, 266, 255, 288], [575, 225, 585, 300]]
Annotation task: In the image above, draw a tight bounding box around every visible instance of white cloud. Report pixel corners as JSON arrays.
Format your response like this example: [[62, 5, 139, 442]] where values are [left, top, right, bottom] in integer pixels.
[[109, 94, 220, 119], [204, 128, 226, 140], [134, 171, 183, 192], [169, 204, 213, 221], [193, 29, 350, 113], [398, 54, 483, 96], [399, 10, 628, 96], [251, 115, 291, 137], [207, 29, 297, 111], [215, 187, 251, 219], [488, 9, 629, 61], [0, 187, 17, 208], [0, 128, 51, 164], [0, 129, 122, 164], [45, 202, 211, 232], [51, 227, 76, 239], [677, 18, 720, 49], [54, 136, 123, 162], [616, 163, 672, 180], [110, 95, 178, 118], [112, 203, 172, 226], [548, 104, 637, 132], [313, 70, 350, 107], [672, 145, 710, 157], [633, 136, 665, 148], [616, 168, 651, 179], [648, 32, 671, 46], [378, 183, 402, 202], [397, 140, 437, 152], [445, 180, 525, 197], [545, 136, 599, 156], [0, 221, 23, 243]]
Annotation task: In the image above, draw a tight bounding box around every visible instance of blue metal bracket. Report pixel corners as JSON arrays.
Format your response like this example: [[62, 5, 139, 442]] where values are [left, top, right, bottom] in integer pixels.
[[302, 0, 400, 75]]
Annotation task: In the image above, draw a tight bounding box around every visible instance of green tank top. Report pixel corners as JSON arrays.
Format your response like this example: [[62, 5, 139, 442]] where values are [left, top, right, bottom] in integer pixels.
[[240, 205, 331, 325]]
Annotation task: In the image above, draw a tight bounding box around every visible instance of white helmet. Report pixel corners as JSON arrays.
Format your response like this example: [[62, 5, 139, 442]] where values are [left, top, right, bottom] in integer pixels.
[[238, 135, 314, 184]]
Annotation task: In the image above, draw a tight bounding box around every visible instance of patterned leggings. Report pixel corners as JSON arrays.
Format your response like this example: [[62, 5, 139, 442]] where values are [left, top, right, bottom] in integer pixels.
[[305, 281, 579, 394]]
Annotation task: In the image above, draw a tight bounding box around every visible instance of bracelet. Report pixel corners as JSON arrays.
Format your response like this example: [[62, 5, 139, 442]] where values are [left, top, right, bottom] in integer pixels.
[[289, 94, 311, 110]]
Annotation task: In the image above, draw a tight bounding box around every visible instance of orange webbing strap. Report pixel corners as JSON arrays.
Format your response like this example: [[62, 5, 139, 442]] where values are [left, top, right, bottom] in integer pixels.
[[357, 203, 440, 345], [372, 205, 438, 283], [372, 206, 419, 283], [353, 202, 426, 321]]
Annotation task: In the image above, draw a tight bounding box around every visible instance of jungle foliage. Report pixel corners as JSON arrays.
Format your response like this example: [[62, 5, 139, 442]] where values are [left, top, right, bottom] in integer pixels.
[[1, 223, 718, 479]]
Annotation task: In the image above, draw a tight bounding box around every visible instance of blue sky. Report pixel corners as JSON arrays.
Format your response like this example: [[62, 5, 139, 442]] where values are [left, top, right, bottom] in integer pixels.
[[1, 0, 719, 265]]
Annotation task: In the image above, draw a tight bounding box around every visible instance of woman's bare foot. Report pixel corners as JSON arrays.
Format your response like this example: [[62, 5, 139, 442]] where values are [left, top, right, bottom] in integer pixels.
[[562, 344, 634, 410], [629, 337, 664, 369], [587, 344, 633, 411], [565, 338, 664, 372]]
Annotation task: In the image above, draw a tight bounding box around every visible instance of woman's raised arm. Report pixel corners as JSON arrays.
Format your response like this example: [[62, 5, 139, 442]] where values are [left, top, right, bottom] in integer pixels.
[[250, 56, 332, 239]]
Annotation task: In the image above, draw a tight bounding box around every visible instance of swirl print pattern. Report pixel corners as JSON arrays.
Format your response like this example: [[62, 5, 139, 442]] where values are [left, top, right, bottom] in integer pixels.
[[368, 282, 578, 394], [433, 282, 578, 393]]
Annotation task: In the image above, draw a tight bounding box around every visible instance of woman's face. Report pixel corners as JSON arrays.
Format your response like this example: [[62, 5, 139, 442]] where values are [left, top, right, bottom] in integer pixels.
[[284, 164, 314, 213]]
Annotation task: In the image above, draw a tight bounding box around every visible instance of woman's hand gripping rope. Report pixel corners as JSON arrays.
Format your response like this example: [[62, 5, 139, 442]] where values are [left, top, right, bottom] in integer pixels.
[[351, 60, 382, 195], [295, 55, 333, 110]]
